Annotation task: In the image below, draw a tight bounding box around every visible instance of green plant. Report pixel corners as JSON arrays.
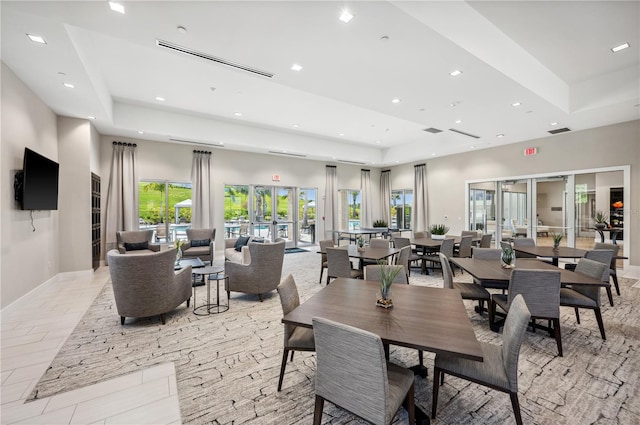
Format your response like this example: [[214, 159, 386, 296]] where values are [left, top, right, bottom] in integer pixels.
[[501, 245, 515, 266], [373, 219, 388, 228], [551, 232, 563, 244], [357, 236, 365, 248], [594, 210, 608, 224], [378, 261, 401, 294], [429, 224, 449, 235]]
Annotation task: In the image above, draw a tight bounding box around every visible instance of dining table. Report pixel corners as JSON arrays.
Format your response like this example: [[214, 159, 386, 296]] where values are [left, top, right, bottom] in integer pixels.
[[319, 244, 400, 270], [409, 236, 480, 274], [512, 245, 587, 266], [282, 277, 483, 425]]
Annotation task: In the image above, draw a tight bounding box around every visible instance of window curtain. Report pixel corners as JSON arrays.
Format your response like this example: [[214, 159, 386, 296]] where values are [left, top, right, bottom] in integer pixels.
[[105, 142, 138, 252], [360, 169, 372, 228], [413, 164, 428, 231], [380, 170, 391, 227], [324, 165, 337, 242], [191, 150, 212, 228]]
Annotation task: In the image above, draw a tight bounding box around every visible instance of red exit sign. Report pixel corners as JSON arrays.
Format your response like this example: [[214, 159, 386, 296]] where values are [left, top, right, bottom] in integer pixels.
[[524, 147, 537, 156], [272, 174, 281, 182]]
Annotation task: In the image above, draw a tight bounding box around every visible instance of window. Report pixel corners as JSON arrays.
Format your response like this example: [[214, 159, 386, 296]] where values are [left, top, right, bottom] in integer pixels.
[[139, 180, 192, 241], [339, 189, 361, 230], [390, 189, 412, 230]]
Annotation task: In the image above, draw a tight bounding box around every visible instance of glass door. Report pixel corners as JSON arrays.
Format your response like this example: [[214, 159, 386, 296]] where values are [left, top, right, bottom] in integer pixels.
[[533, 176, 571, 248], [298, 188, 317, 246], [250, 186, 296, 248], [500, 180, 529, 241], [251, 186, 273, 239]]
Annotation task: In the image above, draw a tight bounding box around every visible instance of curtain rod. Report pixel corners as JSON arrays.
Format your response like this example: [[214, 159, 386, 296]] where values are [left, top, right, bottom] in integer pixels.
[[113, 141, 137, 147], [381, 169, 391, 173], [414, 163, 426, 167], [193, 150, 211, 154], [326, 165, 337, 168]]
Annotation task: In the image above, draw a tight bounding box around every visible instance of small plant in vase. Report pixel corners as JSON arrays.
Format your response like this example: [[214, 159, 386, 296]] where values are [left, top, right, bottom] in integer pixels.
[[501, 245, 516, 269], [551, 232, 563, 250], [174, 239, 186, 265], [357, 236, 365, 252], [376, 261, 401, 308], [594, 211, 608, 230], [429, 224, 449, 240]]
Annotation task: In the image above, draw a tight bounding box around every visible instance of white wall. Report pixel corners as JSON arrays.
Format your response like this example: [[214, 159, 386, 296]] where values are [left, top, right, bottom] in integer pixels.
[[1, 63, 60, 308]]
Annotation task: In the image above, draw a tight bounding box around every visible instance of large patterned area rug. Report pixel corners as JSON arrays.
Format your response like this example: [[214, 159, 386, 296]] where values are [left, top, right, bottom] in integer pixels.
[[29, 251, 640, 424]]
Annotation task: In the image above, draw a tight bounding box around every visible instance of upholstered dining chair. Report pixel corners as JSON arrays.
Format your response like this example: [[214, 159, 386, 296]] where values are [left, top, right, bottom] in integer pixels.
[[421, 237, 454, 274], [363, 238, 391, 267], [489, 269, 563, 357], [584, 249, 615, 307], [453, 235, 473, 273], [472, 247, 507, 291], [394, 245, 411, 281], [325, 247, 363, 284], [318, 239, 335, 284], [312, 317, 415, 425], [393, 237, 421, 275], [560, 258, 608, 340], [512, 238, 537, 258], [479, 233, 493, 248], [182, 228, 216, 263], [439, 253, 490, 316], [365, 264, 408, 284], [594, 242, 621, 296], [276, 274, 315, 391], [432, 294, 531, 425]]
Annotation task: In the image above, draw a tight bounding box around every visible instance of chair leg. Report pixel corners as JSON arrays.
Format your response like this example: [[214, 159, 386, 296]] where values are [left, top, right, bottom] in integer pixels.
[[477, 300, 484, 316], [319, 267, 324, 284], [326, 274, 330, 285], [553, 318, 563, 357], [186, 298, 190, 308], [258, 294, 263, 302], [405, 383, 416, 425], [160, 313, 166, 325], [277, 349, 289, 391], [594, 308, 606, 340], [510, 391, 524, 425], [574, 307, 581, 323], [612, 273, 620, 296], [120, 316, 125, 325], [418, 350, 424, 367], [606, 286, 614, 306], [290, 351, 294, 361], [431, 367, 441, 419], [488, 299, 497, 331], [313, 395, 325, 425]]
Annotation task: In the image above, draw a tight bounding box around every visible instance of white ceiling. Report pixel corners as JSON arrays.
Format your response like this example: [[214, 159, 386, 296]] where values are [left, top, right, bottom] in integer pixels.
[[2, 1, 639, 165]]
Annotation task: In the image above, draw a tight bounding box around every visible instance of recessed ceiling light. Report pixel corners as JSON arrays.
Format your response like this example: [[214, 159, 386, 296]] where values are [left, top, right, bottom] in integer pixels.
[[449, 70, 463, 77], [550, 122, 559, 126], [450, 101, 460, 107], [339, 133, 345, 136], [339, 10, 354, 23], [234, 112, 242, 116], [431, 153, 436, 156], [292, 124, 299, 128], [391, 98, 401, 104], [26, 33, 46, 44], [87, 116, 96, 120], [376, 140, 381, 144], [63, 83, 75, 88], [380, 35, 389, 41], [395, 161, 399, 163], [611, 42, 630, 53], [138, 131, 144, 135], [291, 63, 303, 71], [511, 102, 522, 107], [455, 119, 463, 124], [496, 134, 505, 138], [177, 26, 187, 34], [109, 2, 125, 14], [209, 87, 216, 92], [469, 146, 475, 149], [155, 96, 165, 101], [219, 142, 224, 146]]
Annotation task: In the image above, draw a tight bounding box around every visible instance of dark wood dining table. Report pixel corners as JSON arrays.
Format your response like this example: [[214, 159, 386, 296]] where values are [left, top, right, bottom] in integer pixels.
[[409, 236, 480, 274], [512, 246, 586, 266], [319, 244, 400, 270]]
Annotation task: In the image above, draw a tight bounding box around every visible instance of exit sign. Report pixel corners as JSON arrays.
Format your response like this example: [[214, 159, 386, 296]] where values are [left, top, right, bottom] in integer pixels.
[[524, 147, 537, 156], [272, 174, 281, 182]]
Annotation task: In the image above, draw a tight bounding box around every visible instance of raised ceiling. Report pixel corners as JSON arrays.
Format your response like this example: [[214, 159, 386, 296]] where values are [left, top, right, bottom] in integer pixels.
[[2, 1, 639, 165]]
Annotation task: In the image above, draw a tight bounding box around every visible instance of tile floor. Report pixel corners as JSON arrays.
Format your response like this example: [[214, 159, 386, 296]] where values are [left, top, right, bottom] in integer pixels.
[[1, 267, 182, 424]]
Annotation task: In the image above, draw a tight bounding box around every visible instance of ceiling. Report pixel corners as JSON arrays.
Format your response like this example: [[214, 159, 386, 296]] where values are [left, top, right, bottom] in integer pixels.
[[2, 1, 639, 166]]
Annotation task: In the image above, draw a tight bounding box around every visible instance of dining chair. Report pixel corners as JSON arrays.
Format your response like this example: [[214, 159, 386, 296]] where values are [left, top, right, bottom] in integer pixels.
[[479, 233, 493, 248], [500, 240, 512, 251], [512, 238, 537, 258], [325, 247, 363, 284], [472, 248, 507, 291], [594, 242, 621, 296], [394, 246, 411, 281], [560, 258, 608, 340], [453, 235, 473, 274], [584, 249, 615, 306], [276, 275, 315, 391], [363, 238, 391, 267], [439, 253, 490, 316], [393, 237, 421, 275], [489, 269, 563, 357], [413, 231, 429, 239], [318, 239, 335, 284], [432, 294, 531, 425], [421, 237, 454, 274], [365, 264, 408, 284], [312, 317, 415, 425]]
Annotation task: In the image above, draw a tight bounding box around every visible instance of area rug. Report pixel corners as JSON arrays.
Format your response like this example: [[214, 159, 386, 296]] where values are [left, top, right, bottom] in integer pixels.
[[284, 247, 309, 254], [29, 252, 640, 424]]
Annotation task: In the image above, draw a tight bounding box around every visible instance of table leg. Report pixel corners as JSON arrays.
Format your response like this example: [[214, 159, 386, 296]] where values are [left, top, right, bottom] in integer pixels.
[[402, 400, 430, 425]]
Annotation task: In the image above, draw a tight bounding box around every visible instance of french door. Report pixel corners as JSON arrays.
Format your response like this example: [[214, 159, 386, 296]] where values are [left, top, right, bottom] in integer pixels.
[[251, 186, 296, 248]]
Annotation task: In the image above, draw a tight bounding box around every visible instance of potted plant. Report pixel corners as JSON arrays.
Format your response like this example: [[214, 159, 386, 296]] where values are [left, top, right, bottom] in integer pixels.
[[429, 224, 449, 240], [594, 211, 608, 230], [551, 231, 563, 250], [376, 261, 401, 308], [501, 245, 515, 269], [372, 219, 388, 228], [357, 235, 365, 252]]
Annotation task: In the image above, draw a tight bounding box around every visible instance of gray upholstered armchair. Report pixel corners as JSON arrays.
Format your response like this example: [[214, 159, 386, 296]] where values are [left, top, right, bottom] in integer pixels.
[[225, 239, 285, 301], [182, 228, 216, 263], [107, 248, 192, 325], [116, 230, 160, 254]]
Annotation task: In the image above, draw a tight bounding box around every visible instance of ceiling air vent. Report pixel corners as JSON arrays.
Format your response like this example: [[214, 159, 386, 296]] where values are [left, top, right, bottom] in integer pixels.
[[157, 40, 274, 78], [423, 127, 443, 134], [449, 128, 480, 139], [548, 127, 571, 134], [338, 159, 367, 165], [268, 151, 307, 158], [169, 138, 224, 147]]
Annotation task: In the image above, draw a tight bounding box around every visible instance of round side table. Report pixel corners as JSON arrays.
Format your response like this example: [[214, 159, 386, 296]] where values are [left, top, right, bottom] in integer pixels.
[[192, 266, 228, 315]]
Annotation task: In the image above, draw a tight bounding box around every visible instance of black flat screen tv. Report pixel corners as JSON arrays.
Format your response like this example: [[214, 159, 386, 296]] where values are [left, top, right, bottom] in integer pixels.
[[20, 148, 59, 210]]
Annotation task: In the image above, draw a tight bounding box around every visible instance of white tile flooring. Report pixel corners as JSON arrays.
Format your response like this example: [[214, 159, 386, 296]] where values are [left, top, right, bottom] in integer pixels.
[[1, 268, 182, 424]]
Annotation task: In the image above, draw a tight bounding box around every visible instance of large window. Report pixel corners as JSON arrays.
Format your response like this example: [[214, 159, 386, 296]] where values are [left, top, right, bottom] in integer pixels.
[[139, 180, 192, 241], [339, 189, 361, 230], [390, 189, 412, 230]]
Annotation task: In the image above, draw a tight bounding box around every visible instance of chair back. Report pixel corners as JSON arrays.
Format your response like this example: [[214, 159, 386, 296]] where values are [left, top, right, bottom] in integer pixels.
[[186, 228, 215, 243], [369, 238, 389, 249], [439, 253, 454, 289], [457, 235, 473, 258], [116, 230, 154, 252], [573, 258, 607, 304], [326, 248, 354, 278], [392, 237, 411, 249], [461, 230, 477, 238], [584, 249, 614, 282], [312, 317, 390, 425], [501, 294, 532, 392], [508, 269, 560, 319], [365, 265, 408, 284], [414, 231, 429, 239], [479, 233, 493, 248], [277, 274, 301, 346], [395, 246, 411, 279], [500, 241, 512, 251], [439, 237, 455, 258], [513, 238, 535, 247], [473, 248, 502, 260], [593, 242, 619, 271], [319, 239, 335, 264]]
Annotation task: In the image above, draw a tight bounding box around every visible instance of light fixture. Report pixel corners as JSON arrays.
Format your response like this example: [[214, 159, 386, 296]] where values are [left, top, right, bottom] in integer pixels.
[[291, 63, 303, 71], [455, 119, 463, 124], [611, 42, 630, 53], [339, 133, 345, 136], [87, 116, 96, 120], [27, 33, 46, 44], [138, 131, 144, 134], [339, 10, 354, 23], [469, 146, 475, 149], [109, 2, 125, 14], [450, 101, 460, 107], [292, 124, 299, 128], [449, 69, 463, 77], [177, 26, 187, 34], [431, 153, 436, 156], [496, 134, 505, 138], [219, 142, 224, 146], [234, 112, 243, 116], [391, 98, 401, 104], [155, 96, 165, 101], [63, 83, 75, 88], [376, 140, 381, 144], [511, 102, 522, 107], [550, 122, 559, 126]]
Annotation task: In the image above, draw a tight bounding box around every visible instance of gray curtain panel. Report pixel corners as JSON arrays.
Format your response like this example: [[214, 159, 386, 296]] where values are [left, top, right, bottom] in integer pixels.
[[413, 163, 428, 232], [360, 169, 372, 228], [191, 150, 212, 228], [380, 170, 391, 227], [324, 165, 337, 242], [105, 142, 138, 252]]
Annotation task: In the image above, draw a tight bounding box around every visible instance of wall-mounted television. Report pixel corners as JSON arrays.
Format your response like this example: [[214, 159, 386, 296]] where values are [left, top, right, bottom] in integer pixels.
[[16, 148, 59, 210]]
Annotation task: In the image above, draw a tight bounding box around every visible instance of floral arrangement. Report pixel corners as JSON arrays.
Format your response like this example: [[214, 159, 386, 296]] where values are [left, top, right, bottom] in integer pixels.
[[429, 224, 449, 235], [174, 239, 186, 250], [357, 236, 365, 248], [551, 232, 563, 249]]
